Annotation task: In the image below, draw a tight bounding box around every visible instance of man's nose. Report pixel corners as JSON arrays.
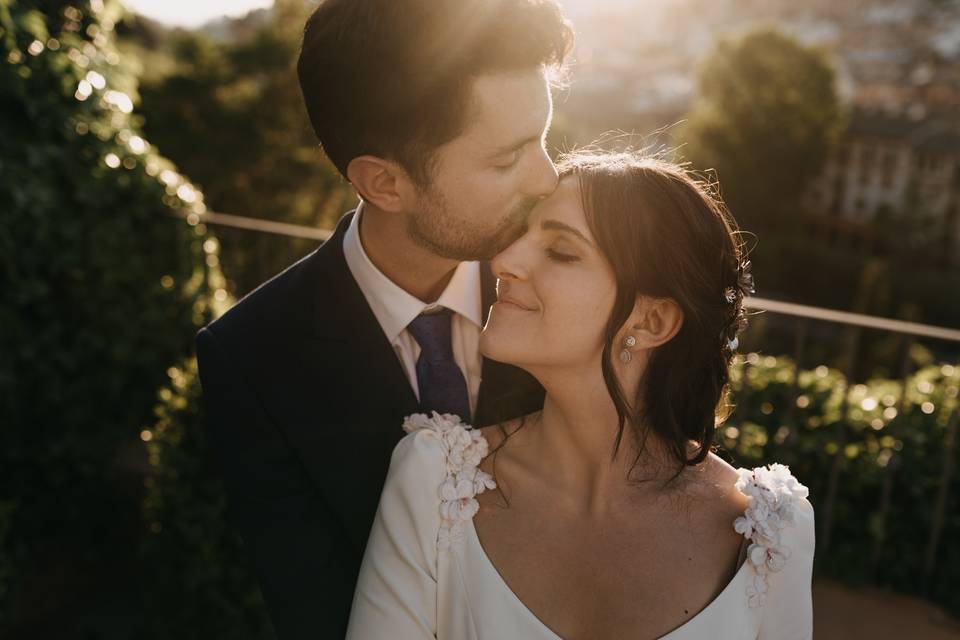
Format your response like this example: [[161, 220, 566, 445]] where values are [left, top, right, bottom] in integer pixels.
[[526, 145, 559, 198]]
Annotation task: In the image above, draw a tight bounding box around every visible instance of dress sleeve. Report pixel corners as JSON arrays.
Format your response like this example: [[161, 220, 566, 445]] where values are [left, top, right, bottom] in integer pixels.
[[757, 496, 815, 640], [345, 429, 447, 640]]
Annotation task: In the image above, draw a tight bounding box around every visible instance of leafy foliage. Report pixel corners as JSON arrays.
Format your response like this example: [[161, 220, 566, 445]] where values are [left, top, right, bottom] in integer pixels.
[[0, 0, 232, 634], [131, 0, 356, 296], [722, 355, 960, 615], [680, 26, 960, 335]]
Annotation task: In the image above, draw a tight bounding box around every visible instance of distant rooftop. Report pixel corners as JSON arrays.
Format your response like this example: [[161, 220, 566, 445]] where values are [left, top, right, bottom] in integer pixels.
[[851, 107, 960, 154]]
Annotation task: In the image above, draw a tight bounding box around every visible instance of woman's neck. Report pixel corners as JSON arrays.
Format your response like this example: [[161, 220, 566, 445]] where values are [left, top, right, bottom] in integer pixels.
[[523, 370, 678, 516]]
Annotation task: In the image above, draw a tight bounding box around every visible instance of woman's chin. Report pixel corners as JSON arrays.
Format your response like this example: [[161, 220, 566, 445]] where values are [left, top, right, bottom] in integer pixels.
[[479, 331, 525, 368], [481, 306, 547, 370]]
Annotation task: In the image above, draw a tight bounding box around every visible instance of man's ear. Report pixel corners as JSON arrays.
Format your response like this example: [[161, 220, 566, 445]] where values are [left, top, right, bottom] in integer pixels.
[[346, 155, 412, 213], [628, 296, 684, 349]]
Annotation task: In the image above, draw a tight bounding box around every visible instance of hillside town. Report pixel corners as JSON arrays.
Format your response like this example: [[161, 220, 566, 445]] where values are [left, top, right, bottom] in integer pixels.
[[561, 0, 960, 257]]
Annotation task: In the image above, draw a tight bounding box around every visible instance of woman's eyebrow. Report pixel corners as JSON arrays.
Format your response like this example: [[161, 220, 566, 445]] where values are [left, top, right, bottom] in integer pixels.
[[540, 219, 594, 247]]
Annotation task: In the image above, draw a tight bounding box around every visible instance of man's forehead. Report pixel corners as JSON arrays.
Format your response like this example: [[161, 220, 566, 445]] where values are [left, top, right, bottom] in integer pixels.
[[461, 68, 552, 143]]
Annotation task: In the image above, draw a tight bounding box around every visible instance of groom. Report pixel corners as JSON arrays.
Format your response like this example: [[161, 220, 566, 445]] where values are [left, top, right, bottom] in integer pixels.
[[195, 0, 573, 637]]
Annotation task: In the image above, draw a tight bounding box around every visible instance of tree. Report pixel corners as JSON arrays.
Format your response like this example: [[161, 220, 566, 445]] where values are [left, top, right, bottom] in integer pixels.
[[130, 2, 356, 297], [682, 27, 845, 231]]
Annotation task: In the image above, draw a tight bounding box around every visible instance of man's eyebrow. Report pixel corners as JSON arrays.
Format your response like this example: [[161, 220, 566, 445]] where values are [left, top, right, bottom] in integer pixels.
[[541, 219, 594, 247]]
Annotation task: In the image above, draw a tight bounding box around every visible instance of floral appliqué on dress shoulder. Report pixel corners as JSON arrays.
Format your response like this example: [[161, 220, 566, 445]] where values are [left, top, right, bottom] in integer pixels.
[[732, 463, 810, 608], [402, 412, 497, 551]]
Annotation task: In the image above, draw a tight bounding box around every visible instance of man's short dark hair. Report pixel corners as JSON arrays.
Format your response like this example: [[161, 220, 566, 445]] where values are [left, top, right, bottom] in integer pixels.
[[296, 0, 573, 185]]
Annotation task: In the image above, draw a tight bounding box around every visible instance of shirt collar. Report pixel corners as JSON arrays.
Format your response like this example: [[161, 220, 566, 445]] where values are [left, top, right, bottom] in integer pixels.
[[343, 201, 483, 344]]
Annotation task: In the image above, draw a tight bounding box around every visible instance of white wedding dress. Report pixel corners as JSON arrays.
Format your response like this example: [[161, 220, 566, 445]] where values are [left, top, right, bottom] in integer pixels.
[[346, 414, 815, 640]]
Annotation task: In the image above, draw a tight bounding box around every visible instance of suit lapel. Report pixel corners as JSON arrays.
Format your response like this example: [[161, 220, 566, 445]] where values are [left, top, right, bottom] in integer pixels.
[[303, 230, 540, 434], [273, 211, 419, 547], [307, 211, 417, 411]]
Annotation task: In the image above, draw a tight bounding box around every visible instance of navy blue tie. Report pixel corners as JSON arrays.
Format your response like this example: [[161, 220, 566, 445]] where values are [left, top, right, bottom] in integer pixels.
[[406, 309, 471, 423]]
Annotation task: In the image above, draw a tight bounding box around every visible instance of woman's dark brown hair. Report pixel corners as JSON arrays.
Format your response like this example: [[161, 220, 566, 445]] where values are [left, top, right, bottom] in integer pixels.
[[562, 150, 751, 484]]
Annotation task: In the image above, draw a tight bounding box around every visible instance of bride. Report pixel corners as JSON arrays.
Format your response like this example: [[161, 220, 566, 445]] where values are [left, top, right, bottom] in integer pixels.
[[345, 150, 814, 639]]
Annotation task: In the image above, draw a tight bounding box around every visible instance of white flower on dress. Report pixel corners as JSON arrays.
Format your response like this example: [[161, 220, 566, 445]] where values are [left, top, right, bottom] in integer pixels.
[[473, 470, 497, 495], [732, 463, 809, 608], [439, 475, 474, 502], [402, 412, 497, 551], [403, 412, 466, 435]]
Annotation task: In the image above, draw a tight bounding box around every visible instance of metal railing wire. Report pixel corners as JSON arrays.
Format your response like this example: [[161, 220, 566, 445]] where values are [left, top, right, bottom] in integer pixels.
[[179, 208, 960, 584], [178, 208, 960, 342]]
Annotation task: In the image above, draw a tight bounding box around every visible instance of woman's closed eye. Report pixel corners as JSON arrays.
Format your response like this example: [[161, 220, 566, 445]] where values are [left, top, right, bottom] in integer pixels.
[[546, 247, 579, 263]]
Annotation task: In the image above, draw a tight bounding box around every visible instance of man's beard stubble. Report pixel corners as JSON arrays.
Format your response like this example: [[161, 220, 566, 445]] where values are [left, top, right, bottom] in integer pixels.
[[407, 188, 540, 262]]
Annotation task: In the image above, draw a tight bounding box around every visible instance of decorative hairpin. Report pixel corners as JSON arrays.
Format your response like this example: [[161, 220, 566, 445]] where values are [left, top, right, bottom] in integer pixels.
[[723, 260, 755, 306], [737, 260, 755, 297], [723, 260, 755, 351]]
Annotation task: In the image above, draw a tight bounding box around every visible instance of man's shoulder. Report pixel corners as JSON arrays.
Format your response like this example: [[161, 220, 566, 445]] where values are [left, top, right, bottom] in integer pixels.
[[201, 226, 353, 350], [204, 248, 319, 341], [209, 211, 357, 337]]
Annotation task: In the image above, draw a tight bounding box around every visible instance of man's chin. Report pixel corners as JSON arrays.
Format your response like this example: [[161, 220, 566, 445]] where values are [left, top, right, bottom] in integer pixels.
[[410, 208, 531, 261], [472, 217, 529, 261], [428, 222, 526, 262], [468, 198, 538, 260]]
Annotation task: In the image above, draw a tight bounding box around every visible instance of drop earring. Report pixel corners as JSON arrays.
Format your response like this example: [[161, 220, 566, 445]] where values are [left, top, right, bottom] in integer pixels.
[[620, 335, 636, 364]]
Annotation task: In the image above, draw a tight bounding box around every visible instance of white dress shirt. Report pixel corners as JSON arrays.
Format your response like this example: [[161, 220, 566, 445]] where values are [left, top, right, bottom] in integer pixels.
[[342, 201, 483, 416]]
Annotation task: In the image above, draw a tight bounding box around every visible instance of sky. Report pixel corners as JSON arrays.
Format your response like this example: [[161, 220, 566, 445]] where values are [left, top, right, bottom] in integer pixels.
[[121, 0, 609, 28], [121, 0, 275, 28]]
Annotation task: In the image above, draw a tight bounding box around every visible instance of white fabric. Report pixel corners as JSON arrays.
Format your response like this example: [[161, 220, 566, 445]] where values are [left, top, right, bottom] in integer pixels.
[[346, 414, 815, 640], [342, 203, 483, 415]]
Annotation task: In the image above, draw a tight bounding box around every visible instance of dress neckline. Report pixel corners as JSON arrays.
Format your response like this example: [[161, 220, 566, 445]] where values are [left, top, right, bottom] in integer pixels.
[[400, 414, 805, 637], [463, 471, 754, 640]]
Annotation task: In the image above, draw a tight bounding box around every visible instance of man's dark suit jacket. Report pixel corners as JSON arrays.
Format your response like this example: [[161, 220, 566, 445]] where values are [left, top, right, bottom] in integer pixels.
[[195, 210, 545, 639]]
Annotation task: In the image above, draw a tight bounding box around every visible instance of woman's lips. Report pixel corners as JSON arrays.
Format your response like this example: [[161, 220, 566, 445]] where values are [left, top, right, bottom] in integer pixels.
[[495, 296, 536, 311]]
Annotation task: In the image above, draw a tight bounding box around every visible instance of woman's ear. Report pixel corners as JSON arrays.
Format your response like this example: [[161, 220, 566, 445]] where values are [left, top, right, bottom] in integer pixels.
[[346, 155, 412, 213], [628, 296, 684, 349]]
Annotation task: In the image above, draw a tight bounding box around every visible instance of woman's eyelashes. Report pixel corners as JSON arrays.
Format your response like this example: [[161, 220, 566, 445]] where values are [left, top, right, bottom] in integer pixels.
[[546, 247, 580, 263]]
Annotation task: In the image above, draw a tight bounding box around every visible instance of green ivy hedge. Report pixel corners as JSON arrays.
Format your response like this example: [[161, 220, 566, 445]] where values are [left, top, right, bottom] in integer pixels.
[[0, 0, 229, 634], [724, 354, 960, 615]]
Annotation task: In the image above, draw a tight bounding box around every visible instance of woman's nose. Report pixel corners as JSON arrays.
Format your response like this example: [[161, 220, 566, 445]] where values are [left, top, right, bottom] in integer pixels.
[[491, 233, 530, 282]]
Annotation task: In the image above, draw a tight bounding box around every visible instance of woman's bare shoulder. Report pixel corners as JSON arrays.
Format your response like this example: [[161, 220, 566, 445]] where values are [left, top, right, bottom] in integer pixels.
[[477, 413, 538, 454], [474, 413, 542, 488], [696, 451, 751, 514], [476, 423, 510, 451]]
